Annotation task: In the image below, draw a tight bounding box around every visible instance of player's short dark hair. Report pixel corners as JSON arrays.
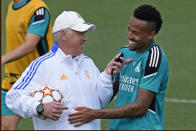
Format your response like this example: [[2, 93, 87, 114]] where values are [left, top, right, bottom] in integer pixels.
[[133, 4, 162, 34]]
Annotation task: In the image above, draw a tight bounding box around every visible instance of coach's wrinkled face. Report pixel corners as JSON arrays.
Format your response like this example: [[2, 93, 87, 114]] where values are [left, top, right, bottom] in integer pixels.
[[61, 29, 88, 57], [128, 16, 155, 53], [68, 30, 88, 56]]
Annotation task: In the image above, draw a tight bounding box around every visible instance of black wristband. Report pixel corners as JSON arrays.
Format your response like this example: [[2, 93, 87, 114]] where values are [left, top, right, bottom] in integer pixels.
[[36, 103, 44, 115]]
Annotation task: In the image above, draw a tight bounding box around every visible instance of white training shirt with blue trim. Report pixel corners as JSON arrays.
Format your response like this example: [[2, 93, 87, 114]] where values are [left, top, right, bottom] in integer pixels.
[[6, 42, 113, 130]]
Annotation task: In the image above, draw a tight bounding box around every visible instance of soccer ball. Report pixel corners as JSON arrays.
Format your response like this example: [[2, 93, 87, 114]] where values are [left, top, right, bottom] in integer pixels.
[[32, 85, 64, 104]]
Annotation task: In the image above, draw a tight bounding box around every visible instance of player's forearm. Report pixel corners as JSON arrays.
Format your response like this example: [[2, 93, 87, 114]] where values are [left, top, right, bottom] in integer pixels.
[[94, 89, 154, 119], [2, 33, 41, 65], [94, 102, 147, 119], [2, 43, 35, 65]]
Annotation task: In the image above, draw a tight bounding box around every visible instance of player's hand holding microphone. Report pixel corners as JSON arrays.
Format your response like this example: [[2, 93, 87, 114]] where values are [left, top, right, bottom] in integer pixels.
[[105, 53, 134, 75]]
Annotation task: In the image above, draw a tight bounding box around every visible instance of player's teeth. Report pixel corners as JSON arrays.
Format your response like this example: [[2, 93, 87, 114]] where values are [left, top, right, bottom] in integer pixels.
[[129, 40, 135, 44]]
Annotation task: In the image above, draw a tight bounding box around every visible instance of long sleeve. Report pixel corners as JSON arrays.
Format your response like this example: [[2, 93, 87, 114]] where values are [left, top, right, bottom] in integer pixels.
[[96, 70, 113, 108], [6, 58, 45, 118], [6, 89, 40, 118]]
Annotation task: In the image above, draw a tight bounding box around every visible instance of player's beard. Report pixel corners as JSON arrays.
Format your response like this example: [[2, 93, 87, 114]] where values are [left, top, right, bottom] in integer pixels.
[[128, 39, 146, 52]]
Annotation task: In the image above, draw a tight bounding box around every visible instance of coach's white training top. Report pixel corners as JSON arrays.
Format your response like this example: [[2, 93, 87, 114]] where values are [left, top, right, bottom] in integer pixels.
[[6, 42, 113, 130]]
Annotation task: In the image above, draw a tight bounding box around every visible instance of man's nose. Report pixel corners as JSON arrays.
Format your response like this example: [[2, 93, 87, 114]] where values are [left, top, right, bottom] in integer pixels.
[[83, 34, 88, 41]]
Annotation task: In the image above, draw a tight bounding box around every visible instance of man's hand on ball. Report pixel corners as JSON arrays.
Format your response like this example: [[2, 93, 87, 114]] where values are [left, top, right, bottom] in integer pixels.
[[42, 101, 68, 120]]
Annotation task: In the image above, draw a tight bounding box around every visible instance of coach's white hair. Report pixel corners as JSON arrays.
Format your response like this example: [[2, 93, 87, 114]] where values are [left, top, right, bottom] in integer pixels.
[[53, 28, 73, 42]]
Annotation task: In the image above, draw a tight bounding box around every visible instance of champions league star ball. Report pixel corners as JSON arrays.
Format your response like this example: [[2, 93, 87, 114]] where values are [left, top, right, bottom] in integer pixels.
[[32, 85, 64, 104]]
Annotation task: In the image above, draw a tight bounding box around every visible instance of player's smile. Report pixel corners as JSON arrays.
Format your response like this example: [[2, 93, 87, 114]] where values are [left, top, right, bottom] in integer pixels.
[[129, 39, 136, 44], [128, 39, 137, 51]]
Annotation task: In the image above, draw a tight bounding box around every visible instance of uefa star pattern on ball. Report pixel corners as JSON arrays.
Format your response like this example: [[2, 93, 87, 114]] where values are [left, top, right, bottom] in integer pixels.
[[32, 85, 64, 104]]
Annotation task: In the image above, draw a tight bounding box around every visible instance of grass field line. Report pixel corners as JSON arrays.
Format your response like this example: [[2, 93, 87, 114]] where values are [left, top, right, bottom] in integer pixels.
[[165, 98, 196, 104]]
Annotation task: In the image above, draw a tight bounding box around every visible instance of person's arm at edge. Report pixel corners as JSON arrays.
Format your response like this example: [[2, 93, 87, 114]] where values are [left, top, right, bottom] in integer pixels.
[[1, 33, 41, 65], [1, 7, 50, 65]]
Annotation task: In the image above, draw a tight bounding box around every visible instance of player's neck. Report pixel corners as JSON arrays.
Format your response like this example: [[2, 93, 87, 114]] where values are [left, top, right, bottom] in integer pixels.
[[137, 39, 154, 53], [13, 0, 24, 4]]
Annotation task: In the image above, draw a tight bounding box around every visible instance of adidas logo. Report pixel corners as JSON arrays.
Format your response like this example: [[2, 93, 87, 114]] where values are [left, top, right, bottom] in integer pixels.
[[60, 74, 68, 80]]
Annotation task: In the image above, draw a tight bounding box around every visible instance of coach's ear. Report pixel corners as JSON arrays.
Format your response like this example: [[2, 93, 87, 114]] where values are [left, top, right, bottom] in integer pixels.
[[148, 30, 156, 40], [60, 30, 68, 41]]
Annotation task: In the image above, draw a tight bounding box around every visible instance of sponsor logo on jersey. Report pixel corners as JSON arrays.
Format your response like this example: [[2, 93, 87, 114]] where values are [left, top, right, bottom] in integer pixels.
[[119, 75, 139, 93]]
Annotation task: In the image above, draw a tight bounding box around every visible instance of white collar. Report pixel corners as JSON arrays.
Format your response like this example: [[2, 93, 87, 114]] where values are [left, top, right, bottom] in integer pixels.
[[56, 48, 87, 64]]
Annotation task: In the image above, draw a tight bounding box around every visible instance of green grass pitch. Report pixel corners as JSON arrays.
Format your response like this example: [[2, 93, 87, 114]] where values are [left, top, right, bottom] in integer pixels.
[[1, 0, 196, 130]]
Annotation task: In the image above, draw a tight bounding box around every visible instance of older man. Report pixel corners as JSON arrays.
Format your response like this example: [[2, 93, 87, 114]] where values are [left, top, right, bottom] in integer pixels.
[[6, 11, 132, 130]]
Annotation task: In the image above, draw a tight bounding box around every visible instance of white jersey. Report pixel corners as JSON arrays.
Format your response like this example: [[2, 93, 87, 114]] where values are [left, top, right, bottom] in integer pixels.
[[6, 42, 113, 130]]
